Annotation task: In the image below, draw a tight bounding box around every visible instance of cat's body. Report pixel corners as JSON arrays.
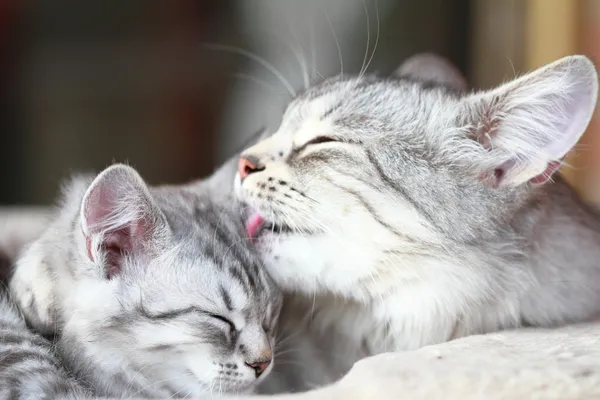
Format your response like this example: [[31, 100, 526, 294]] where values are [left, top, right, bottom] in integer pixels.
[[7, 162, 282, 398], [261, 174, 600, 392], [235, 55, 600, 391]]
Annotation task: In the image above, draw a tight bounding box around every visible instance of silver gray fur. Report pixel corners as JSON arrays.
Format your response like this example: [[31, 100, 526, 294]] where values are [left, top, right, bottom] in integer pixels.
[[2, 53, 600, 397], [0, 292, 90, 399], [235, 54, 600, 392], [7, 161, 282, 398]]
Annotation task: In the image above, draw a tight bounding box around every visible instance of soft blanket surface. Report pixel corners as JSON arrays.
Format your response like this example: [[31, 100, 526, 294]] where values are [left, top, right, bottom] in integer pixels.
[[237, 323, 600, 400]]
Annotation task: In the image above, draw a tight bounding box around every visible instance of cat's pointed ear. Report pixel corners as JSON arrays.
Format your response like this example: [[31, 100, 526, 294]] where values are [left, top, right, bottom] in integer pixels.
[[462, 55, 598, 188], [80, 164, 168, 279], [395, 53, 468, 91]]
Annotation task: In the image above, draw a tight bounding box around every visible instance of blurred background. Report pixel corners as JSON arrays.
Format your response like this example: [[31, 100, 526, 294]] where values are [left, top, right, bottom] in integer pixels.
[[0, 0, 598, 205]]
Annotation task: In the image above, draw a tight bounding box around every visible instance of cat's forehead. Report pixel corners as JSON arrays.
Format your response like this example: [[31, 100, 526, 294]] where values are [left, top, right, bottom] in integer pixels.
[[133, 189, 276, 310], [282, 74, 462, 138], [133, 247, 275, 311]]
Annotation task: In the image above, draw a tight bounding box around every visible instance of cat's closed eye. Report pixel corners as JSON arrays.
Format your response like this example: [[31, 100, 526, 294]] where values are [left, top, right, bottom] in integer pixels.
[[295, 136, 338, 154], [304, 136, 336, 146]]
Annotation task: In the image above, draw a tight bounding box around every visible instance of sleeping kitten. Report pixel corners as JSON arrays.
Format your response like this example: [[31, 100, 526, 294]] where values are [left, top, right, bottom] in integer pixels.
[[9, 163, 282, 398], [236, 54, 600, 390]]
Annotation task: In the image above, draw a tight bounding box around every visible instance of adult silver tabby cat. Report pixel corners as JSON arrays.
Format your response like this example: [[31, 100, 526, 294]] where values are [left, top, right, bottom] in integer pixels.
[[7, 162, 282, 398], [236, 54, 600, 391]]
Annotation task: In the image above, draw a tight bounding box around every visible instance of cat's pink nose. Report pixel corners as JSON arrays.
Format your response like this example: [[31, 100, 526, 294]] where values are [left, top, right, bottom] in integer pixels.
[[245, 358, 271, 377], [238, 155, 264, 182]]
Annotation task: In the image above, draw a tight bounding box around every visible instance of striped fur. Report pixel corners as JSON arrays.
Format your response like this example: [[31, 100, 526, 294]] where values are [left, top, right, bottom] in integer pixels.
[[0, 292, 89, 399], [7, 161, 282, 398]]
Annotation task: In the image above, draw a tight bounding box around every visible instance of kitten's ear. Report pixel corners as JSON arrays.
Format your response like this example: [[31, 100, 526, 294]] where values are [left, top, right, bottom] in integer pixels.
[[462, 55, 598, 187], [80, 164, 168, 279], [395, 53, 468, 91]]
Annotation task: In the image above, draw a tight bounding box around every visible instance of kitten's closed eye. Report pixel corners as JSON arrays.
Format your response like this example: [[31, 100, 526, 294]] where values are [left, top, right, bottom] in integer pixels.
[[142, 306, 235, 331], [209, 313, 236, 332]]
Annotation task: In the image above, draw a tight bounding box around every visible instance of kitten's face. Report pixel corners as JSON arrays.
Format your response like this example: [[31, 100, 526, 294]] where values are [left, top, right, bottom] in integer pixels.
[[235, 55, 598, 300], [65, 242, 280, 395], [13, 165, 282, 397]]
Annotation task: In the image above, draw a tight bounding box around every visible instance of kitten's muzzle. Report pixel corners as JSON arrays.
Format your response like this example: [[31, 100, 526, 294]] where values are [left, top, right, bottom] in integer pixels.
[[245, 357, 271, 377]]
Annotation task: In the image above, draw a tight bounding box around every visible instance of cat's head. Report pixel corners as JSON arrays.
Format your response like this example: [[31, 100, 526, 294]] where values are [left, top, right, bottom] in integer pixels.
[[13, 164, 281, 396], [235, 54, 598, 301]]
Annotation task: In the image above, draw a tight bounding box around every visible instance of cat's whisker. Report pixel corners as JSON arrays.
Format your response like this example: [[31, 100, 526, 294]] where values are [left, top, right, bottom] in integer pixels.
[[249, 24, 311, 92], [218, 371, 223, 398], [275, 25, 311, 91], [324, 8, 343, 78], [292, 44, 310, 92], [310, 276, 317, 322], [358, 0, 371, 80], [309, 8, 317, 83], [362, 0, 380, 78], [203, 43, 296, 97], [233, 73, 288, 97], [169, 384, 189, 399]]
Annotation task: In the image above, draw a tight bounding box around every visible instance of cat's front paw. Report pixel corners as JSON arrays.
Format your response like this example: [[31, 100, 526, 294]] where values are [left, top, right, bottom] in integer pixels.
[[10, 242, 57, 334]]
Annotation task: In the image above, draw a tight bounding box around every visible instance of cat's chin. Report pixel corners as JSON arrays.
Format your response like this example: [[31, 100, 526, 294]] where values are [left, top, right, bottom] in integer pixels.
[[206, 379, 257, 395]]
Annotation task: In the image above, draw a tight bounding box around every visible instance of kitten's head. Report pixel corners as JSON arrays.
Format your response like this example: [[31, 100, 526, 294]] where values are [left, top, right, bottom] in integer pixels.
[[235, 54, 598, 300], [14, 165, 281, 396]]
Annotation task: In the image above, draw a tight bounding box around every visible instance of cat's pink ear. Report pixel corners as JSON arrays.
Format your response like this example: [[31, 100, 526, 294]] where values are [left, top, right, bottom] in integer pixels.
[[395, 53, 468, 91], [463, 55, 598, 188], [80, 164, 167, 279]]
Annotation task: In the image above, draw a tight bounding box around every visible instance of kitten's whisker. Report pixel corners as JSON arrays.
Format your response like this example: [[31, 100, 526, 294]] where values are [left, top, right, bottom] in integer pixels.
[[275, 330, 302, 348], [125, 375, 185, 399], [270, 359, 308, 368]]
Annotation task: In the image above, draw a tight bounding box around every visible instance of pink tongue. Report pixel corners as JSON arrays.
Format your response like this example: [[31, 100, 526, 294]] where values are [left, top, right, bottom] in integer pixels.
[[247, 212, 265, 239]]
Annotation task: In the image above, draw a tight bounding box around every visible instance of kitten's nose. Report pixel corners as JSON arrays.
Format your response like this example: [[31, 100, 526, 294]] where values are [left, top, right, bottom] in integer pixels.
[[245, 358, 271, 377], [238, 155, 264, 182]]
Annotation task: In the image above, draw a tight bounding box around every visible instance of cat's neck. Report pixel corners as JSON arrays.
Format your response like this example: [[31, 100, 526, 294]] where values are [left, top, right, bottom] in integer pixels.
[[299, 176, 600, 356], [518, 174, 600, 247], [515, 175, 600, 326]]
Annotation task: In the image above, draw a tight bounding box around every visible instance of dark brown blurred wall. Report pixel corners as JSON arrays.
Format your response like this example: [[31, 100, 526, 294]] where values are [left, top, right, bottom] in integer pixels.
[[0, 0, 471, 206], [1, 1, 242, 204]]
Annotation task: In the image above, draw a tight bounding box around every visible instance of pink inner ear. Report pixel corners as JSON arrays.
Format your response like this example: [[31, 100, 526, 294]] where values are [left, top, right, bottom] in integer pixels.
[[102, 228, 132, 279], [82, 227, 131, 279], [84, 233, 94, 261], [82, 181, 155, 279], [529, 160, 563, 184]]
